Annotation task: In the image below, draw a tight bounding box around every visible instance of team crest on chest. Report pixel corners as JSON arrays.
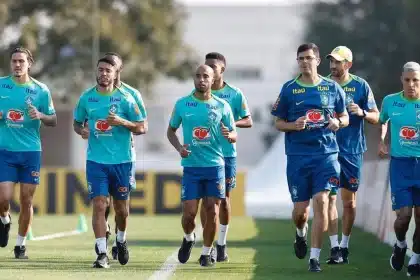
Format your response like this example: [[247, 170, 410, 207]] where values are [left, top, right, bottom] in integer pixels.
[[320, 92, 329, 107]]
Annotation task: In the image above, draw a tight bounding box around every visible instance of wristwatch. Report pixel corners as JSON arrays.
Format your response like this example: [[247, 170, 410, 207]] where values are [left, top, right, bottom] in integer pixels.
[[362, 110, 367, 118]]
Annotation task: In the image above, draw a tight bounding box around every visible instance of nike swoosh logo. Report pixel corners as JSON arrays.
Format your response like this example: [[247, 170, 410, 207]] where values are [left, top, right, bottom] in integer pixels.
[[185, 114, 194, 117], [296, 101, 304, 105], [0, 96, 9, 99], [392, 113, 402, 116]]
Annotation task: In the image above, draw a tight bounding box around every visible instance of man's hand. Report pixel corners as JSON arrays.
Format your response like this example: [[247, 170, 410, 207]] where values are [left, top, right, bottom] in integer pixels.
[[178, 144, 191, 158], [294, 116, 307, 131], [378, 140, 389, 158], [81, 126, 89, 139], [106, 112, 124, 126], [28, 104, 42, 120], [348, 103, 363, 117], [327, 115, 340, 132]]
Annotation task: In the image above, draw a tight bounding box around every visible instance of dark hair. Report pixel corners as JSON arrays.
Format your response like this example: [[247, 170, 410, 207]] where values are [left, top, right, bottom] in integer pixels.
[[205, 52, 226, 66], [10, 47, 34, 64], [97, 57, 117, 67], [104, 52, 122, 60], [296, 43, 320, 58]]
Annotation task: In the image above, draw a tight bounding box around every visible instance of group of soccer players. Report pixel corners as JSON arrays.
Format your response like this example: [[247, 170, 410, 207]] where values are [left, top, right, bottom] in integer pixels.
[[1, 43, 419, 276], [272, 42, 420, 277]]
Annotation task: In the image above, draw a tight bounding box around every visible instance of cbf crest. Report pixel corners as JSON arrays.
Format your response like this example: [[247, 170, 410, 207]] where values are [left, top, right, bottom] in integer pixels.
[[320, 92, 329, 107], [25, 96, 33, 105], [346, 93, 354, 106], [109, 104, 118, 114], [207, 111, 218, 124]]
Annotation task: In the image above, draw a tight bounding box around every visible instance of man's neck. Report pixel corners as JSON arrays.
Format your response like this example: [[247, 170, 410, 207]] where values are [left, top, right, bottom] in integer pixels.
[[299, 73, 320, 85], [194, 91, 212, 100], [96, 84, 114, 94], [331, 72, 351, 85], [212, 79, 225, 90], [403, 92, 420, 101], [13, 75, 30, 84]]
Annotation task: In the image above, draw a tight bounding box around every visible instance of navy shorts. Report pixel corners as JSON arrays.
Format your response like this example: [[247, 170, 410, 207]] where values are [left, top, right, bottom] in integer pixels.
[[0, 150, 41, 185], [181, 166, 225, 201], [287, 153, 340, 202], [390, 157, 420, 211], [86, 160, 135, 200]]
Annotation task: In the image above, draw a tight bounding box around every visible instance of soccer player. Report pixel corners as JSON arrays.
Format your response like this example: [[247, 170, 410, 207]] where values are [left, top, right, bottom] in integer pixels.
[[101, 52, 148, 260], [199, 52, 252, 262], [167, 65, 236, 267], [271, 43, 349, 272], [378, 61, 420, 277], [73, 57, 145, 268], [325, 46, 379, 264], [0, 47, 57, 259]]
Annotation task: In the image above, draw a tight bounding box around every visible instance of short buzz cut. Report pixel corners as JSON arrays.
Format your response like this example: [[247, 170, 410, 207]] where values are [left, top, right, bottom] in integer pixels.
[[403, 61, 420, 72], [296, 43, 320, 58], [205, 52, 226, 66]]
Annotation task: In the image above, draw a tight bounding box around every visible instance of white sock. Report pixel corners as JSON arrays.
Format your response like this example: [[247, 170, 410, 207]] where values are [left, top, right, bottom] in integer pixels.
[[202, 246, 211, 255], [340, 234, 350, 248], [0, 215, 10, 225], [16, 235, 26, 247], [217, 224, 229, 246], [409, 253, 420, 265], [329, 235, 339, 248], [396, 239, 407, 249], [296, 223, 308, 237], [117, 230, 126, 243], [185, 232, 195, 242], [310, 248, 321, 261], [96, 237, 107, 254]]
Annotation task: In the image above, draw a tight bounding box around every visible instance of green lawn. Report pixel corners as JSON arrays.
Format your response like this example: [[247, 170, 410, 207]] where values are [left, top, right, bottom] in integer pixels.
[[0, 215, 406, 280]]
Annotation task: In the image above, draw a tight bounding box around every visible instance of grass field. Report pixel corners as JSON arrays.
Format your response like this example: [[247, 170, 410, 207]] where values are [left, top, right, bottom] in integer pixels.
[[0, 215, 407, 280]]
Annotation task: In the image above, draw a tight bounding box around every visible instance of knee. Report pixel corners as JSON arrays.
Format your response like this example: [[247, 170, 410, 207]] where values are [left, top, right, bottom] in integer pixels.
[[93, 198, 108, 213], [114, 204, 128, 219], [343, 198, 356, 209], [20, 195, 33, 209], [314, 192, 329, 211], [397, 211, 412, 226], [294, 203, 310, 219], [220, 197, 230, 211]]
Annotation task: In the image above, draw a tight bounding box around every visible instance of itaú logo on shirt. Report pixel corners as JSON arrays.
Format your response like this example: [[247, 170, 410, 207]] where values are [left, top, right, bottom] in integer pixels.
[[192, 127, 211, 146], [94, 119, 113, 136], [6, 109, 24, 122]]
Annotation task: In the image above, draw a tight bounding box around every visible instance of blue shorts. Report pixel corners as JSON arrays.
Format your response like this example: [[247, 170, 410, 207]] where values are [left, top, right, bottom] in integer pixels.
[[390, 157, 420, 211], [181, 166, 225, 201], [86, 160, 135, 201], [335, 153, 363, 193], [0, 150, 41, 185], [287, 153, 340, 202], [224, 157, 237, 192]]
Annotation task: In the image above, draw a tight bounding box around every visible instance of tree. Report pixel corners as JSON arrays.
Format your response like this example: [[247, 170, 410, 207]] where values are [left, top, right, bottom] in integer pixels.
[[304, 0, 420, 102], [0, 0, 198, 102]]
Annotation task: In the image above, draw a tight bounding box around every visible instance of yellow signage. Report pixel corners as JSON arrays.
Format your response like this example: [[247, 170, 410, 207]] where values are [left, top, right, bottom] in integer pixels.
[[10, 169, 246, 216]]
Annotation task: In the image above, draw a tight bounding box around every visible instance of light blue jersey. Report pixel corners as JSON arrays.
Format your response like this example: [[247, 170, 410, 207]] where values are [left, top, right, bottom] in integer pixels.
[[0, 76, 55, 151], [212, 83, 250, 157], [380, 91, 420, 157], [169, 92, 236, 167], [74, 87, 143, 164], [119, 82, 147, 163]]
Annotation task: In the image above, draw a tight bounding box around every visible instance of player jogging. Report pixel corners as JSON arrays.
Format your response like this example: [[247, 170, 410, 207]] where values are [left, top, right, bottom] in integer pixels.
[[167, 65, 236, 267], [73, 57, 144, 268], [378, 61, 420, 277], [271, 43, 349, 272], [199, 52, 252, 262], [0, 47, 57, 259], [325, 46, 379, 265]]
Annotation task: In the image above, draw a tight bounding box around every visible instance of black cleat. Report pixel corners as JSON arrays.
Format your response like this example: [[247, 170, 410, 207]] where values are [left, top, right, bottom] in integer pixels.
[[178, 234, 195, 264], [93, 253, 110, 268], [0, 215, 11, 248], [390, 244, 406, 271], [294, 229, 308, 259], [112, 244, 118, 260], [14, 246, 28, 259], [326, 246, 342, 265], [216, 244, 229, 262], [340, 247, 349, 264], [117, 240, 129, 265], [407, 264, 420, 277], [308, 258, 322, 272], [199, 254, 215, 267]]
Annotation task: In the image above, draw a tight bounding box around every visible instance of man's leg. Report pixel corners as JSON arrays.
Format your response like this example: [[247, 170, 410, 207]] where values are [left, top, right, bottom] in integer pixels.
[[216, 157, 236, 262], [326, 190, 341, 264], [178, 167, 200, 264], [199, 196, 221, 266], [113, 198, 130, 265], [407, 205, 420, 276]]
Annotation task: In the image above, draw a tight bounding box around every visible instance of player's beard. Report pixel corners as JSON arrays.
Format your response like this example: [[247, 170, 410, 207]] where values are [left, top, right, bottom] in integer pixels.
[[330, 68, 344, 78], [96, 76, 112, 87]]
